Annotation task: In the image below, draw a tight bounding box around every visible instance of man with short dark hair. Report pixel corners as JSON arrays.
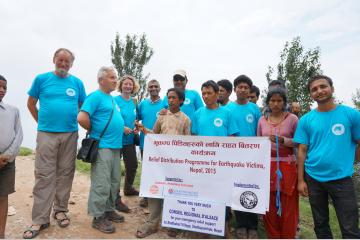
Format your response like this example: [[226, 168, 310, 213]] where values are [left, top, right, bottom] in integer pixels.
[[294, 75, 360, 238], [24, 48, 86, 239], [192, 80, 238, 238], [291, 102, 301, 117], [217, 79, 233, 106], [137, 79, 165, 208], [0, 75, 23, 239], [227, 74, 261, 239], [248, 85, 260, 104]]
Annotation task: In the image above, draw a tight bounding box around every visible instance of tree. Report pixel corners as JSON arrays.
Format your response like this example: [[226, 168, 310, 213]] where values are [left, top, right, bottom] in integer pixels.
[[352, 88, 360, 110], [111, 33, 154, 101], [265, 36, 322, 114]]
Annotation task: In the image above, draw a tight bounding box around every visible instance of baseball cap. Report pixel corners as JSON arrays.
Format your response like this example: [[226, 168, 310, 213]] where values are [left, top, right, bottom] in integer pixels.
[[173, 69, 187, 78]]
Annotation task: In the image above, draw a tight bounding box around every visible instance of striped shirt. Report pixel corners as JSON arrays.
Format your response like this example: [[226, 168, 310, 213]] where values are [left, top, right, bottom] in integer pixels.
[[153, 110, 191, 135]]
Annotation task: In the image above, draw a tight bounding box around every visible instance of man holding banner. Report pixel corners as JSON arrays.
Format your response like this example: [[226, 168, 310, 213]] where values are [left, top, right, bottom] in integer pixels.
[[135, 88, 191, 238], [226, 75, 262, 239], [192, 80, 239, 237]]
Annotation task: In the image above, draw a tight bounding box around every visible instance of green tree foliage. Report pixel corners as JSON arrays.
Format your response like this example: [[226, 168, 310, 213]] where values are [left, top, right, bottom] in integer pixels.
[[111, 33, 154, 101], [265, 36, 322, 114], [352, 88, 360, 110]]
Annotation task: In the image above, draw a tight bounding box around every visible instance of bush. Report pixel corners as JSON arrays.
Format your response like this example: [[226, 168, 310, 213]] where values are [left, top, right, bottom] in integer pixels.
[[18, 147, 33, 156]]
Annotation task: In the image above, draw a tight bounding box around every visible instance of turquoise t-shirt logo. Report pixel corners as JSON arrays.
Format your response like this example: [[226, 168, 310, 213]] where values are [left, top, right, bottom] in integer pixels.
[[66, 88, 76, 97], [332, 123, 345, 136], [214, 118, 223, 127], [246, 114, 254, 123], [184, 98, 191, 105]]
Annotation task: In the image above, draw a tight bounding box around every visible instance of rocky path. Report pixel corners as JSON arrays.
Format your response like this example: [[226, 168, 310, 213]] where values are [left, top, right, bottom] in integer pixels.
[[6, 155, 172, 239]]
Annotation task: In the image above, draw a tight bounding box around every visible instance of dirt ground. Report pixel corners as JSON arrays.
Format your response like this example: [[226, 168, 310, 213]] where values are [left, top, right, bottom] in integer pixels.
[[6, 155, 176, 239]]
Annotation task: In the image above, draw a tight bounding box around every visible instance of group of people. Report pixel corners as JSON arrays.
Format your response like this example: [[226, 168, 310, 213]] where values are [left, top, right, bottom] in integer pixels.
[[0, 47, 359, 239]]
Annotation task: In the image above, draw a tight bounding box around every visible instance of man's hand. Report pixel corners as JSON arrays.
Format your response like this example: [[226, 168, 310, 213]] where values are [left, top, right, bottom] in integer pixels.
[[159, 109, 168, 115], [0, 155, 9, 169], [298, 180, 309, 197], [124, 127, 133, 135]]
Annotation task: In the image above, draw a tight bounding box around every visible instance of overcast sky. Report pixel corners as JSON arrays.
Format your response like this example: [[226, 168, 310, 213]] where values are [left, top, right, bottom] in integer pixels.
[[1, 0, 359, 149]]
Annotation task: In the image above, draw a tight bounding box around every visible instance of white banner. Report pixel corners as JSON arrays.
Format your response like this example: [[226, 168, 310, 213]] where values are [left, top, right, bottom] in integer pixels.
[[162, 197, 226, 236], [140, 134, 270, 213]]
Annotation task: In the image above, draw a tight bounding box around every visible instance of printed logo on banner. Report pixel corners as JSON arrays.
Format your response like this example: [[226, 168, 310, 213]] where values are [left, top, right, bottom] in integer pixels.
[[246, 114, 254, 123], [149, 185, 159, 194], [239, 191, 258, 209], [167, 188, 198, 198], [331, 123, 345, 136], [213, 118, 223, 127]]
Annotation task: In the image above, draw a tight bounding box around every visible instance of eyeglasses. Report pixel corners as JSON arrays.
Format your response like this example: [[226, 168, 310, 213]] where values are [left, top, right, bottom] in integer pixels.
[[173, 75, 186, 82]]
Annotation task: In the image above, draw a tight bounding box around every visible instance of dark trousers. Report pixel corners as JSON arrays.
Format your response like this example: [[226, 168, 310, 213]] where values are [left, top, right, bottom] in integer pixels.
[[305, 173, 360, 239], [234, 211, 258, 230], [122, 144, 138, 189]]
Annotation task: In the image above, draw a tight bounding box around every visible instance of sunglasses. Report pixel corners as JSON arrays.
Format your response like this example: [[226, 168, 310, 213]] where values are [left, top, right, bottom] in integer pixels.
[[173, 75, 186, 82]]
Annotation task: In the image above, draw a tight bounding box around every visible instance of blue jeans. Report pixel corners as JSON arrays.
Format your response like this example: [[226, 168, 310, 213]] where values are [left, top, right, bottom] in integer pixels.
[[305, 173, 360, 239]]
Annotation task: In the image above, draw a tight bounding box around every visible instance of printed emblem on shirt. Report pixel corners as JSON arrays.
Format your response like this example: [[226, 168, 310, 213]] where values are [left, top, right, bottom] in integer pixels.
[[246, 114, 254, 123], [331, 123, 345, 136], [66, 88, 76, 97], [214, 118, 223, 127], [184, 98, 191, 105]]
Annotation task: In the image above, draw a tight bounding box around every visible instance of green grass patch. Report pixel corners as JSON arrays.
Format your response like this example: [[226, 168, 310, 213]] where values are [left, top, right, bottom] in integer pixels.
[[18, 147, 33, 156], [75, 160, 92, 174], [298, 197, 343, 239], [75, 157, 143, 189]]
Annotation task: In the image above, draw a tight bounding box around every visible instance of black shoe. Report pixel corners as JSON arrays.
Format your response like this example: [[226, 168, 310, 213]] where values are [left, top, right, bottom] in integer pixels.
[[105, 211, 125, 223], [115, 199, 130, 213], [124, 187, 139, 196], [92, 216, 115, 233]]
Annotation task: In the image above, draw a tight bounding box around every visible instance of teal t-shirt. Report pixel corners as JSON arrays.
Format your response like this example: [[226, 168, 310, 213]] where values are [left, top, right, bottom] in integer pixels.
[[138, 98, 165, 150], [293, 105, 360, 182], [163, 89, 203, 122], [192, 106, 239, 136], [114, 95, 137, 146], [225, 101, 261, 137], [81, 90, 124, 149], [28, 72, 86, 132]]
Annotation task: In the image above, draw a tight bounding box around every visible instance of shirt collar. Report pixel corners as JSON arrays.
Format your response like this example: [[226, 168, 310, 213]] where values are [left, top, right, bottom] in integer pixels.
[[168, 110, 181, 116], [149, 97, 161, 104], [0, 101, 6, 109]]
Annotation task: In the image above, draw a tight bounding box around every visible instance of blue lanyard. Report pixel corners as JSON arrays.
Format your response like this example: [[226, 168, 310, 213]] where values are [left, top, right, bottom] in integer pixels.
[[275, 130, 283, 216]]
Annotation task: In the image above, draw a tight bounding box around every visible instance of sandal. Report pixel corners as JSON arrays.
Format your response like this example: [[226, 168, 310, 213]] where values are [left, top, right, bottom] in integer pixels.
[[167, 228, 178, 238], [135, 224, 157, 238], [23, 223, 49, 239], [52, 211, 70, 228]]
